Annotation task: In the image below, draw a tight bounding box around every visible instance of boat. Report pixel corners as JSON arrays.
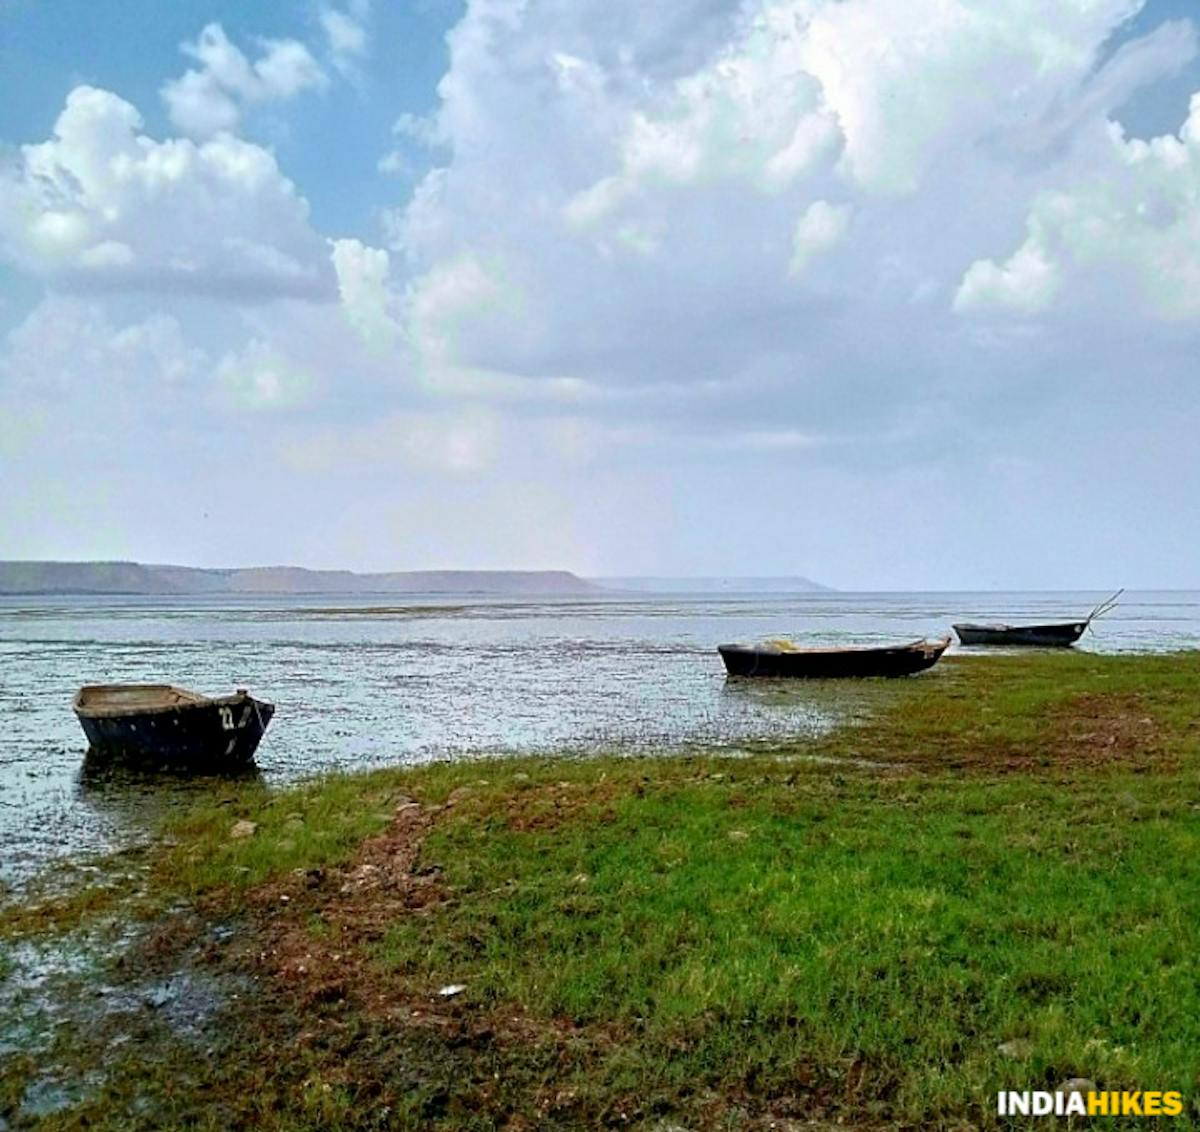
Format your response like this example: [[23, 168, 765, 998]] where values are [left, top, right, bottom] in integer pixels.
[[952, 622, 1086, 647], [718, 637, 951, 678], [73, 684, 275, 766], [952, 590, 1122, 649]]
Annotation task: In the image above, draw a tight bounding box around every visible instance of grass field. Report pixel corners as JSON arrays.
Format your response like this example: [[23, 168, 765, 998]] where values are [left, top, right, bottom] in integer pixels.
[[2, 651, 1199, 1129]]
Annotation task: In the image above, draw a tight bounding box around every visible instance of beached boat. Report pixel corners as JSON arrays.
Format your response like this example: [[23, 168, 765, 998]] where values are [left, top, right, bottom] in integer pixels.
[[73, 685, 274, 766], [952, 622, 1086, 647], [952, 590, 1122, 649], [718, 637, 951, 678]]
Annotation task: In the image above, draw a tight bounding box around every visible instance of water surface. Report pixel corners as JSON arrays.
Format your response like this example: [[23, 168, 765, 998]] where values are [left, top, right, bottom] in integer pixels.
[[1, 589, 1196, 886]]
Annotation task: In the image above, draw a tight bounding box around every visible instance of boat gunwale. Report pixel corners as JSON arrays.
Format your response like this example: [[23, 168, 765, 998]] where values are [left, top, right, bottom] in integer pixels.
[[951, 621, 1085, 634], [718, 636, 949, 657], [73, 684, 262, 719]]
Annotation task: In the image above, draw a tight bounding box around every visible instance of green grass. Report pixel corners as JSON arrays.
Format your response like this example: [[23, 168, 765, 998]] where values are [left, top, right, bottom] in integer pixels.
[[3, 652, 1200, 1129], [378, 766, 1200, 1124], [153, 768, 406, 897]]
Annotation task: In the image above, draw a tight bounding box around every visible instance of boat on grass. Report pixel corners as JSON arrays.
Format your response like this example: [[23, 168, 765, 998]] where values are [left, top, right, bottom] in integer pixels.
[[718, 637, 951, 679], [952, 590, 1122, 649], [73, 685, 274, 767], [952, 622, 1086, 647]]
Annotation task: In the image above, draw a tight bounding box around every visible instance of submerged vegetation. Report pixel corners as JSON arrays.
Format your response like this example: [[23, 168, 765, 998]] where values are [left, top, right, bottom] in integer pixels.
[[3, 652, 1200, 1129]]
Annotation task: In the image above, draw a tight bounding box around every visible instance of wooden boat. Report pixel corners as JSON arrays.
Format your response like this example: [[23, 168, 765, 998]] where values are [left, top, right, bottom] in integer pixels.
[[718, 637, 950, 678], [952, 621, 1086, 647], [952, 590, 1122, 649], [73, 685, 274, 766]]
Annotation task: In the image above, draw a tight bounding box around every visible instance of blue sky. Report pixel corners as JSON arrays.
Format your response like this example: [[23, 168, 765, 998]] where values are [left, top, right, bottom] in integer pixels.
[[0, 1, 458, 311], [1119, 0, 1200, 131], [2, 0, 1200, 587]]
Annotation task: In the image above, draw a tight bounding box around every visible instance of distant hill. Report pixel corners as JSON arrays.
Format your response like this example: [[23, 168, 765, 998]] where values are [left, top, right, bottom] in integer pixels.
[[599, 576, 832, 593], [0, 561, 606, 596]]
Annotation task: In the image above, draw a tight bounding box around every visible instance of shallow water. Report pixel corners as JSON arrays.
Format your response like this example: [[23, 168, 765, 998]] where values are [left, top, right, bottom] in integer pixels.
[[1, 588, 1196, 886]]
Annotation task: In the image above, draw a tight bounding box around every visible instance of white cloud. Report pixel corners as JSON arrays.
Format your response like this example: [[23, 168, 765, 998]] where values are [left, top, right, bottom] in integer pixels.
[[540, 416, 649, 465], [0, 295, 204, 399], [214, 338, 317, 411], [794, 0, 1143, 194], [78, 240, 134, 269], [279, 407, 502, 475], [320, 1, 370, 75], [331, 237, 401, 350], [385, 0, 1200, 412], [378, 111, 444, 176], [404, 254, 546, 394], [0, 295, 210, 458], [0, 293, 334, 425], [5, 0, 1200, 583], [958, 96, 1200, 319], [955, 229, 1062, 313], [161, 23, 328, 137], [0, 85, 335, 300], [789, 200, 851, 276]]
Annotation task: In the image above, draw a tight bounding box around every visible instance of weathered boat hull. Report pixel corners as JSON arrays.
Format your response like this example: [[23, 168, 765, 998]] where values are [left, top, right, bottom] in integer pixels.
[[718, 638, 950, 679], [74, 687, 274, 767], [952, 622, 1085, 647]]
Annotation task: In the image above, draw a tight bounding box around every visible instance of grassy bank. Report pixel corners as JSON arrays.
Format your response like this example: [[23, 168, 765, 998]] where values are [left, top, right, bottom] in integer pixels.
[[3, 652, 1200, 1129]]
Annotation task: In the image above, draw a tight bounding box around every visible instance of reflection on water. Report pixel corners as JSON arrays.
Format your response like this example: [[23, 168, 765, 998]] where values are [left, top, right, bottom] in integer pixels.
[[1, 589, 1197, 887], [76, 756, 264, 840]]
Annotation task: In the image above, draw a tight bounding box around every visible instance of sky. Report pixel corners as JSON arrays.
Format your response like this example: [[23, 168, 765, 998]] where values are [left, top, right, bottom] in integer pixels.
[[1, 0, 1199, 590]]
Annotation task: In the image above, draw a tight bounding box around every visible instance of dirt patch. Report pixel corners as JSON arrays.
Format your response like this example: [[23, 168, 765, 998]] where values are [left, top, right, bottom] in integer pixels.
[[196, 788, 877, 1128], [234, 796, 447, 1008], [236, 788, 618, 1037], [862, 690, 1170, 776], [502, 779, 624, 834], [1046, 692, 1163, 761], [984, 691, 1168, 775]]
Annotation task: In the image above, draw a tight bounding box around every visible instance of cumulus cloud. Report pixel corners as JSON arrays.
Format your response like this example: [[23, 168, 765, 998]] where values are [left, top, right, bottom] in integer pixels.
[[955, 231, 1063, 314], [0, 295, 211, 464], [0, 294, 204, 399], [161, 23, 327, 137], [0, 85, 335, 299], [792, 0, 1150, 194], [5, 0, 1200, 581], [0, 292, 338, 427], [958, 95, 1200, 319], [387, 0, 1200, 421], [331, 238, 400, 350], [789, 200, 852, 276], [214, 338, 318, 410]]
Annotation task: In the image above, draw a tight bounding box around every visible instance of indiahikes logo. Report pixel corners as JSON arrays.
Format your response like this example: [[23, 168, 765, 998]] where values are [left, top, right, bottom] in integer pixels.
[[998, 1090, 1184, 1117]]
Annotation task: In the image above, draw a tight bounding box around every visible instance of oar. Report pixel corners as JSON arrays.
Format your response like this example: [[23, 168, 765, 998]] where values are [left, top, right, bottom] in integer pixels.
[[1085, 588, 1123, 635], [1088, 589, 1123, 621]]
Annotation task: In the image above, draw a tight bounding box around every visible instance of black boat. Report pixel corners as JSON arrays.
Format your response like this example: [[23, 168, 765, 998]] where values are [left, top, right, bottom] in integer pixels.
[[73, 684, 275, 767], [718, 637, 951, 679], [952, 590, 1122, 649], [952, 622, 1086, 647]]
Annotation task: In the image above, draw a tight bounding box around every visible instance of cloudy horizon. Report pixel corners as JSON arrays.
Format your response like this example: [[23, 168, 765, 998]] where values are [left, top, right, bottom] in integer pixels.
[[2, 0, 1199, 590]]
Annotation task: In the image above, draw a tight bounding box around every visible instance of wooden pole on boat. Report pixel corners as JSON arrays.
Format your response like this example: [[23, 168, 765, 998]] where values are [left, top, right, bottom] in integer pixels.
[[1085, 589, 1123, 634]]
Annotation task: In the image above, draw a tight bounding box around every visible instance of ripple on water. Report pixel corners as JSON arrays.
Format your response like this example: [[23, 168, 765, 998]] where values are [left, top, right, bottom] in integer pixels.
[[1, 589, 1197, 887]]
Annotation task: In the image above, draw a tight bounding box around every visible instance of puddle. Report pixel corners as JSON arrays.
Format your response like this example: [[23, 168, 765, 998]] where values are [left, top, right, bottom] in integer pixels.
[[0, 914, 246, 1123]]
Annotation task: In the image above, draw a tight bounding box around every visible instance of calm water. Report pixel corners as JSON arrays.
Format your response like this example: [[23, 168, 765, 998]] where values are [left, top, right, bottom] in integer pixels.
[[1, 589, 1197, 887]]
